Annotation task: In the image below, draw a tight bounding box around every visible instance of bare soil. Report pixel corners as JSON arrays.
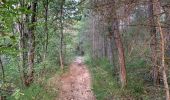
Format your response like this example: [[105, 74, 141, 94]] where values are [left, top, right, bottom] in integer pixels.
[[57, 57, 96, 100]]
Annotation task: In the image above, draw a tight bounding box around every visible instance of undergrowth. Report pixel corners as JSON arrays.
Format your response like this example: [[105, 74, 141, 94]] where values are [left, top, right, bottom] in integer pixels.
[[6, 66, 65, 100], [86, 58, 153, 100]]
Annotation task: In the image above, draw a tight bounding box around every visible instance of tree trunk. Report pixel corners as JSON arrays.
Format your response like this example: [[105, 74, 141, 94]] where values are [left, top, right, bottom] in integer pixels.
[[26, 0, 37, 86], [43, 0, 48, 61], [166, 15, 170, 58], [163, 2, 170, 60], [59, 0, 65, 69], [107, 36, 114, 65], [18, 0, 28, 86], [112, 17, 127, 88], [92, 15, 96, 59], [156, 0, 170, 99], [148, 0, 159, 85], [0, 56, 5, 81], [158, 18, 170, 100]]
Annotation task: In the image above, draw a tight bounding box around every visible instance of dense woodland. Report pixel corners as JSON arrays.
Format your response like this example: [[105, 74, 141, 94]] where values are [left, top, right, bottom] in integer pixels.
[[1, 0, 170, 100]]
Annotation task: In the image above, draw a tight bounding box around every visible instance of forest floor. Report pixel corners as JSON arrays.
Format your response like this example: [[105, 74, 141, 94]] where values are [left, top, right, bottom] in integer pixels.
[[56, 57, 96, 100]]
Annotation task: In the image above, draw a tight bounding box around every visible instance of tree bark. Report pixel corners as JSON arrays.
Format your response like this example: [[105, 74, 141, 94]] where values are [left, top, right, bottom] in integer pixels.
[[59, 0, 65, 69], [148, 0, 159, 85], [156, 0, 170, 99], [107, 36, 114, 65], [112, 17, 127, 88], [163, 2, 170, 59], [0, 56, 5, 81], [18, 21, 25, 86], [18, 0, 28, 87], [158, 18, 170, 100], [43, 0, 49, 61], [26, 0, 37, 86]]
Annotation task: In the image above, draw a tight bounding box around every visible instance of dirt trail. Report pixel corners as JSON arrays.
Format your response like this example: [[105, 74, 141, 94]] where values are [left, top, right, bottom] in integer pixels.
[[57, 57, 96, 100]]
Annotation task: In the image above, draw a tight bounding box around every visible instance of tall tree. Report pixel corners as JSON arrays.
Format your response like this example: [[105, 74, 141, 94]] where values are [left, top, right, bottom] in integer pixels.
[[112, 18, 127, 88], [25, 0, 38, 86], [59, 0, 65, 69], [0, 56, 5, 81], [155, 0, 170, 99], [43, 0, 49, 61], [111, 1, 127, 88], [148, 0, 159, 85], [18, 0, 28, 86], [162, 0, 170, 60]]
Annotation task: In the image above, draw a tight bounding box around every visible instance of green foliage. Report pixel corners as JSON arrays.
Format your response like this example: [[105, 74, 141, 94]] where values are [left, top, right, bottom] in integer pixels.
[[1, 0, 82, 99], [86, 58, 151, 99], [0, 81, 16, 98], [0, 0, 19, 56], [12, 89, 24, 100], [127, 72, 144, 97], [86, 58, 119, 100], [0, 0, 168, 99], [0, 35, 18, 56], [126, 58, 147, 70], [3, 57, 19, 81], [8, 84, 56, 100]]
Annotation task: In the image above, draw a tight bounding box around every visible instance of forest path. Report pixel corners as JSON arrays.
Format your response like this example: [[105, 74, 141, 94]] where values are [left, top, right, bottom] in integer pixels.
[[57, 57, 96, 100]]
